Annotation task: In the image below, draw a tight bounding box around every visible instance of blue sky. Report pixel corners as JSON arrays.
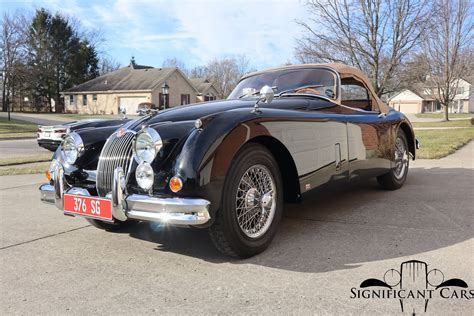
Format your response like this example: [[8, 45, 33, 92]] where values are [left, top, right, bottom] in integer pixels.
[[1, 0, 308, 70]]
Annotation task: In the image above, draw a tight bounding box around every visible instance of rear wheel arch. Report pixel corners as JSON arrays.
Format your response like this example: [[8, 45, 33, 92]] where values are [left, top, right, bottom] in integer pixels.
[[399, 122, 416, 160], [247, 135, 301, 203]]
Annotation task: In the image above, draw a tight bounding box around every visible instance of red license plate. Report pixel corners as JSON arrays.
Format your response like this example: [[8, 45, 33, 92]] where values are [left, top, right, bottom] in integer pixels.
[[63, 194, 112, 221]]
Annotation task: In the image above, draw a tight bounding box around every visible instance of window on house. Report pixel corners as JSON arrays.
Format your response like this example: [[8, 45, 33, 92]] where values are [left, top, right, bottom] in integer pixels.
[[92, 94, 97, 101], [159, 93, 170, 109], [69, 95, 74, 104], [181, 94, 191, 105], [204, 94, 216, 101], [456, 87, 464, 95], [82, 95, 87, 106]]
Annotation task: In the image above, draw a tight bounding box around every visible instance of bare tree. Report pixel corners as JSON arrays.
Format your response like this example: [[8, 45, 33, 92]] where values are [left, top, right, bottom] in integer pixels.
[[1, 12, 27, 117], [188, 65, 208, 79], [99, 56, 121, 75], [422, 0, 473, 121], [205, 55, 250, 98], [295, 0, 431, 96], [162, 57, 189, 75]]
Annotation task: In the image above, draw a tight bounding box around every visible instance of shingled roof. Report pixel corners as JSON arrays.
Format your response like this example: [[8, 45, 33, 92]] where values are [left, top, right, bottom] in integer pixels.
[[189, 78, 216, 95], [64, 64, 178, 93]]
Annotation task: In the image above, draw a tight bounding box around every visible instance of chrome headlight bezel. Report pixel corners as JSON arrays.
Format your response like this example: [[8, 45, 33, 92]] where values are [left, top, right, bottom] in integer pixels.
[[61, 132, 84, 165], [133, 128, 163, 164]]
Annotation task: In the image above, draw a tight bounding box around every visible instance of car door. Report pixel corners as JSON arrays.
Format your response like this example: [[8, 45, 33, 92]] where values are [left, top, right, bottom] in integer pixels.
[[338, 81, 392, 180]]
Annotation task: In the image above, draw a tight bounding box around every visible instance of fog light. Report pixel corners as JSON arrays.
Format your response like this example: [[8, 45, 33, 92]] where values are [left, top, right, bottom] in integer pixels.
[[135, 162, 154, 190], [169, 176, 183, 193]]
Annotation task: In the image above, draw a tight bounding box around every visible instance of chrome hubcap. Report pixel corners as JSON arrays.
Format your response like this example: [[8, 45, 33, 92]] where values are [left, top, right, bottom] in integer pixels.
[[236, 164, 276, 239], [394, 137, 409, 180]]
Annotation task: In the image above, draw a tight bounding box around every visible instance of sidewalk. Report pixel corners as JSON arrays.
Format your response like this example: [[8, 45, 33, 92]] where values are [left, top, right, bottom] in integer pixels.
[[406, 113, 472, 123]]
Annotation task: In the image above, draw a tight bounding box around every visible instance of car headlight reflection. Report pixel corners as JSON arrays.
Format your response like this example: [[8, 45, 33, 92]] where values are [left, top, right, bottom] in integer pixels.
[[61, 133, 84, 165], [133, 128, 162, 163], [135, 162, 154, 190]]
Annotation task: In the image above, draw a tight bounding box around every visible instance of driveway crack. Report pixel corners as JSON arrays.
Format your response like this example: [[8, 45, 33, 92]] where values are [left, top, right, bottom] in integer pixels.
[[0, 225, 91, 250]]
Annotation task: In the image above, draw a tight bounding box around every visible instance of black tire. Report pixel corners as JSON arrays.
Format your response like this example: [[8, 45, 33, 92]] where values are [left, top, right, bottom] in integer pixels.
[[86, 218, 138, 231], [209, 143, 283, 258], [377, 130, 409, 190]]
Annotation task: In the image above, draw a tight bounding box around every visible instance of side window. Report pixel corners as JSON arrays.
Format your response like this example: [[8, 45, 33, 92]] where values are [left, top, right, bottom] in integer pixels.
[[340, 81, 373, 111], [341, 85, 369, 101]]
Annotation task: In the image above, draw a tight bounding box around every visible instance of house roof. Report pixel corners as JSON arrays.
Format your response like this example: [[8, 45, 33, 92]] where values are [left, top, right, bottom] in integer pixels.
[[389, 89, 425, 102], [190, 78, 217, 95], [64, 64, 178, 93]]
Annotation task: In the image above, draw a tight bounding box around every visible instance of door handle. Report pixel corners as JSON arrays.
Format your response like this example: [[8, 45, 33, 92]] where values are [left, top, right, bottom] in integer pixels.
[[378, 112, 387, 119]]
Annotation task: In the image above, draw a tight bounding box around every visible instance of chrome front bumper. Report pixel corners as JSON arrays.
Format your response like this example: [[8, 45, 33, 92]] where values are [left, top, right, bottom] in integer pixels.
[[39, 165, 211, 226]]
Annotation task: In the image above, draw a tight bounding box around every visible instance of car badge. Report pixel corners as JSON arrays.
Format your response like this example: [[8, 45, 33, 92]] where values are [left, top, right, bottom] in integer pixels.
[[117, 128, 126, 137]]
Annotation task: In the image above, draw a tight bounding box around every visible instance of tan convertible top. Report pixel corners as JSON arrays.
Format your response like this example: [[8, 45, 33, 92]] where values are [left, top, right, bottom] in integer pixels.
[[241, 63, 390, 113]]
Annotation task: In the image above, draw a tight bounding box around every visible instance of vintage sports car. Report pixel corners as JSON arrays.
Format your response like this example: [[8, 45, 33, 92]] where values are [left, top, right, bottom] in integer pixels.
[[37, 119, 129, 151], [40, 64, 418, 258]]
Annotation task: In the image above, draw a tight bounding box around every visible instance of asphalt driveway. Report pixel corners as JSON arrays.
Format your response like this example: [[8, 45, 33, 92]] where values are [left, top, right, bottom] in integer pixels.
[[0, 143, 472, 314]]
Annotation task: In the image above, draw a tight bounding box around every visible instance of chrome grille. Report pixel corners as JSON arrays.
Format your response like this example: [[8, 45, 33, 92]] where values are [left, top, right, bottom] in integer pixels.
[[96, 131, 135, 197]]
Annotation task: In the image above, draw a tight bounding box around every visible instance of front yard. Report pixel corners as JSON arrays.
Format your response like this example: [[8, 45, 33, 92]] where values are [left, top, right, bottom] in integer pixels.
[[0, 118, 37, 139], [415, 113, 473, 119], [415, 128, 474, 159]]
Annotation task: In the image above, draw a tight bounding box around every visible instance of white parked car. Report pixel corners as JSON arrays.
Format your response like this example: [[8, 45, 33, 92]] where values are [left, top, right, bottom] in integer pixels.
[[37, 119, 129, 151]]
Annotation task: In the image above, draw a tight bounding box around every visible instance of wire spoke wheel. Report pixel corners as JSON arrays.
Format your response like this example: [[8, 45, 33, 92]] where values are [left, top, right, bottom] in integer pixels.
[[235, 164, 276, 239], [394, 136, 408, 180]]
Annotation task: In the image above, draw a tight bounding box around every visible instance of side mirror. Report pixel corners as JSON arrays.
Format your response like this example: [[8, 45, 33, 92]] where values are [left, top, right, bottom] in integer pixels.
[[258, 85, 274, 104]]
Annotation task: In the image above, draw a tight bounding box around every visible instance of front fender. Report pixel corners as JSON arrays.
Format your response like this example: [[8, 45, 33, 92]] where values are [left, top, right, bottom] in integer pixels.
[[172, 108, 289, 220]]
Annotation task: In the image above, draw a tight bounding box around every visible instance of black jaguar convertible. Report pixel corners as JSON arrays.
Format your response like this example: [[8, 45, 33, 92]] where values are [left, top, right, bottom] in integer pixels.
[[40, 64, 418, 258]]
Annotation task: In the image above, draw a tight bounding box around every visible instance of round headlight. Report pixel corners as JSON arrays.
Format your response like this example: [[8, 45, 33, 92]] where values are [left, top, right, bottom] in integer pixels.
[[133, 128, 162, 163], [61, 133, 83, 165], [135, 162, 154, 190]]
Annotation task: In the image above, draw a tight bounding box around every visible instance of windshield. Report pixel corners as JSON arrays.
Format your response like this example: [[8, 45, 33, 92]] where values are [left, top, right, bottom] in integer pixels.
[[228, 68, 339, 100]]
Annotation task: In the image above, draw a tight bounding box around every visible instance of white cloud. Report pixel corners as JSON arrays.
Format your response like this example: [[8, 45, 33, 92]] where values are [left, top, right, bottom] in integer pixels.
[[4, 0, 308, 68], [167, 0, 307, 67]]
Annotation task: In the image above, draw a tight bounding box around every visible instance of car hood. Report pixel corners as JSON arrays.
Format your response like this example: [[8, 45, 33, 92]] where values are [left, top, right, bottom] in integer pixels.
[[145, 99, 256, 125]]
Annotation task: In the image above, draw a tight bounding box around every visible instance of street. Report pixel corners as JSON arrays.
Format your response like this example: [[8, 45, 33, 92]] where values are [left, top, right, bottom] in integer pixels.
[[0, 139, 50, 158], [0, 143, 472, 314]]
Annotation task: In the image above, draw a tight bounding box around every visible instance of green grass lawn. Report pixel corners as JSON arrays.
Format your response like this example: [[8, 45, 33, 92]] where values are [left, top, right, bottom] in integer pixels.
[[0, 162, 50, 176], [0, 153, 53, 166], [0, 118, 38, 139], [415, 113, 473, 119], [415, 128, 474, 159], [412, 120, 473, 128]]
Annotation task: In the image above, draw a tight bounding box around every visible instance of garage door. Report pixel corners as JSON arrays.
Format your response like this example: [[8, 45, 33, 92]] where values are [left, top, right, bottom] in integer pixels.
[[119, 96, 147, 115], [396, 103, 419, 114]]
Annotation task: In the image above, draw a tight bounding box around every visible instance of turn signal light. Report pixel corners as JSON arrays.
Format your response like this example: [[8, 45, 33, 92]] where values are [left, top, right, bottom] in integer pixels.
[[169, 176, 183, 193], [45, 171, 52, 181]]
